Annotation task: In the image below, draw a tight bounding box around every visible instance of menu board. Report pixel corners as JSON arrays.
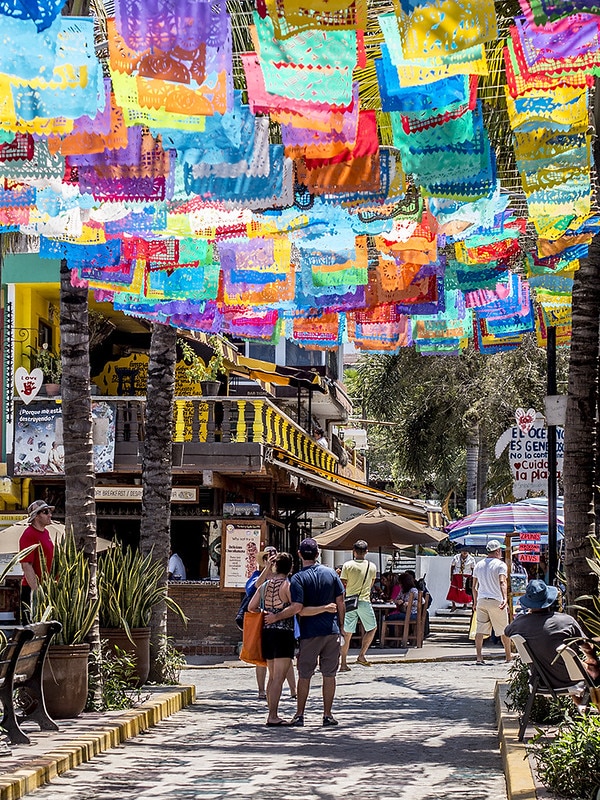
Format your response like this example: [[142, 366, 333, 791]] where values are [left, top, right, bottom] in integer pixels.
[[221, 522, 264, 589]]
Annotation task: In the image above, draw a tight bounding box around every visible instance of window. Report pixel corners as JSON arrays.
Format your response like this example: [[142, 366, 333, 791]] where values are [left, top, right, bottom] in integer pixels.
[[285, 340, 323, 368], [248, 343, 276, 363], [38, 321, 53, 350]]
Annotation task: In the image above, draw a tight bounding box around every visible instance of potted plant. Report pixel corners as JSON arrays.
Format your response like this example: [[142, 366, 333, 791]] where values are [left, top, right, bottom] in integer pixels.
[[98, 544, 186, 686], [30, 345, 62, 396], [29, 533, 100, 718], [179, 336, 225, 396]]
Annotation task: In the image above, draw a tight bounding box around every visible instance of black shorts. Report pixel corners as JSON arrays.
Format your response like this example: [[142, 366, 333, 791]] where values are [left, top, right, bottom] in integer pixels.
[[262, 627, 296, 660]]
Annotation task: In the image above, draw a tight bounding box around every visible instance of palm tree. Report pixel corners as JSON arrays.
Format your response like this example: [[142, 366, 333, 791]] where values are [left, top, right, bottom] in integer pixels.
[[563, 233, 600, 608], [350, 340, 564, 514], [138, 323, 177, 681], [59, 261, 101, 703]]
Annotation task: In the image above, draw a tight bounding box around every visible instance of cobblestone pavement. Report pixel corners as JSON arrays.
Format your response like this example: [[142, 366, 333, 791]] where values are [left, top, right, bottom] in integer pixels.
[[27, 660, 509, 800]]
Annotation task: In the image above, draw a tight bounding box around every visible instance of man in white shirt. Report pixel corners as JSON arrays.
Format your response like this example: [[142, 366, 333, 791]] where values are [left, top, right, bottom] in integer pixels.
[[168, 551, 186, 581], [472, 540, 512, 665]]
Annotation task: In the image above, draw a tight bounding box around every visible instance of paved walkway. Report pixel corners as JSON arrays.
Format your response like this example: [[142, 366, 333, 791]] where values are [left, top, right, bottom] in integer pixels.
[[25, 658, 510, 800]]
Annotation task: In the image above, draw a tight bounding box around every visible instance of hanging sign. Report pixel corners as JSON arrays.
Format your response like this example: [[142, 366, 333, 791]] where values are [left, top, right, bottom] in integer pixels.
[[14, 368, 43, 404], [495, 411, 564, 499]]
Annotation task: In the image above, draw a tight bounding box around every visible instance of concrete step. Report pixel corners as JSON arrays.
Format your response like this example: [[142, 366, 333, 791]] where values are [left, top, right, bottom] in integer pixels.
[[429, 624, 470, 636], [427, 635, 470, 646], [435, 609, 473, 619], [430, 615, 471, 628]]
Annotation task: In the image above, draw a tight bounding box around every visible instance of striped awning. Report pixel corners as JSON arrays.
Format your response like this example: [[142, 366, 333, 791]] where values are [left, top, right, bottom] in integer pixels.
[[232, 356, 326, 393]]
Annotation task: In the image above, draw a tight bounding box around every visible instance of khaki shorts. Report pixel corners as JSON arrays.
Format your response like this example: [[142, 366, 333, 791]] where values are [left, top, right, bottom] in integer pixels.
[[476, 597, 508, 637], [344, 600, 377, 634], [297, 634, 340, 678]]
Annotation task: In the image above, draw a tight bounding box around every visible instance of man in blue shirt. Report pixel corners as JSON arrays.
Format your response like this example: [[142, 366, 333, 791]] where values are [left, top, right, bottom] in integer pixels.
[[264, 537, 345, 727]]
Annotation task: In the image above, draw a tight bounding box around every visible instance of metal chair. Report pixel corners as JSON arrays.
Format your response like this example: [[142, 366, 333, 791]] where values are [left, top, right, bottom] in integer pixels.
[[510, 634, 585, 741]]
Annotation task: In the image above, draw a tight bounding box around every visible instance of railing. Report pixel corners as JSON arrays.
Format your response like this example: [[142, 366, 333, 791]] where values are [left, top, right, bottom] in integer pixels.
[[113, 396, 340, 474]]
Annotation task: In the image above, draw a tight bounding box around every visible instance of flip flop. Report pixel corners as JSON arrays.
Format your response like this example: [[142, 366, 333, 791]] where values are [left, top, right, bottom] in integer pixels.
[[265, 720, 286, 726]]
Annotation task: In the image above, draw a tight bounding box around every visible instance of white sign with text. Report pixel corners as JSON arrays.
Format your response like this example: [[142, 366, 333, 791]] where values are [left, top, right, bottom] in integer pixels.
[[495, 413, 564, 498]]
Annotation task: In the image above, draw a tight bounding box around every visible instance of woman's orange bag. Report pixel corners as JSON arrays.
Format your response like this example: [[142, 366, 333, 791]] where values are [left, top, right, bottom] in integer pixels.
[[240, 610, 266, 667]]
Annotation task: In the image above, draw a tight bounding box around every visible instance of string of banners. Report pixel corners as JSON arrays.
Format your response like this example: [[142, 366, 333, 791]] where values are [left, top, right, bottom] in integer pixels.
[[1, 0, 599, 351]]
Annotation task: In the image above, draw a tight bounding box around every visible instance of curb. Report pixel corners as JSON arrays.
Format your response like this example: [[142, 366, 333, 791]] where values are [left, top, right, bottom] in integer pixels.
[[495, 681, 537, 800], [0, 686, 195, 800]]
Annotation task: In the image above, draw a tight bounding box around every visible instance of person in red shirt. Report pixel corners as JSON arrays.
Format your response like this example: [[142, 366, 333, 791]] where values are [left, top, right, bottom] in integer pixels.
[[19, 500, 55, 600]]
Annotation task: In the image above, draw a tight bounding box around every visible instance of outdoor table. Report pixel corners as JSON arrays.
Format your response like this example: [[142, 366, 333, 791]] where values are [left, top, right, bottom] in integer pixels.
[[371, 602, 396, 647]]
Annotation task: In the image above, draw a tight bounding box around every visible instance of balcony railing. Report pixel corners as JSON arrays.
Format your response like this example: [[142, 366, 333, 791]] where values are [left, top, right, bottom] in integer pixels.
[[12, 395, 365, 479], [113, 396, 353, 475]]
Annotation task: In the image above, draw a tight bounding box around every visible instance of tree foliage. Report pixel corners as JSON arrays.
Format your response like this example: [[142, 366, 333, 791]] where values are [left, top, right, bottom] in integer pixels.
[[348, 335, 568, 513]]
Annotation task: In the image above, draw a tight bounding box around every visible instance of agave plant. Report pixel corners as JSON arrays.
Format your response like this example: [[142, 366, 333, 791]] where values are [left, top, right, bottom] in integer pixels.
[[29, 533, 100, 646], [98, 543, 185, 634]]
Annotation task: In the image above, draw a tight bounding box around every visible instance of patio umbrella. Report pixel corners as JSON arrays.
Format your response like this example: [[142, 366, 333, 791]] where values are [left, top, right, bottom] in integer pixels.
[[446, 502, 564, 546], [0, 520, 114, 554], [314, 505, 446, 550]]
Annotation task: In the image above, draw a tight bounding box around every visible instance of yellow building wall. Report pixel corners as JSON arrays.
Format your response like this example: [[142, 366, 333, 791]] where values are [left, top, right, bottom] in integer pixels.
[[13, 285, 60, 371]]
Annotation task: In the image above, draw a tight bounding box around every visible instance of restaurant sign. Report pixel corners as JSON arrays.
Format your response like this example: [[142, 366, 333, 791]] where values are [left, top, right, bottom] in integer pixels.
[[221, 521, 265, 589], [95, 486, 198, 502]]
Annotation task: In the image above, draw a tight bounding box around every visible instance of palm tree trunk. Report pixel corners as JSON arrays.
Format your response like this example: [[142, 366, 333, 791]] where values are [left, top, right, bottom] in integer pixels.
[[477, 440, 488, 510], [59, 261, 101, 702], [464, 414, 480, 515], [139, 323, 177, 682], [563, 233, 600, 609]]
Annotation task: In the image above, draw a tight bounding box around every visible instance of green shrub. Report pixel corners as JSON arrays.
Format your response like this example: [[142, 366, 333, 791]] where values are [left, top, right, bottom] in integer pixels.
[[98, 543, 186, 633], [30, 533, 100, 645], [151, 636, 187, 685], [87, 643, 149, 711], [505, 655, 573, 724], [531, 714, 600, 799]]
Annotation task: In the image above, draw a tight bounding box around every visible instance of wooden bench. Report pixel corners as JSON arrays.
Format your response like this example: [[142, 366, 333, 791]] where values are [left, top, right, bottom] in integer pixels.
[[0, 621, 62, 745]]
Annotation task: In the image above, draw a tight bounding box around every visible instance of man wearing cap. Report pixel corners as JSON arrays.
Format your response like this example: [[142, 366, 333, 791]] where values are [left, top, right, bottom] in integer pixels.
[[472, 539, 512, 664], [264, 537, 345, 726], [504, 580, 592, 687], [19, 500, 55, 615], [339, 540, 377, 670]]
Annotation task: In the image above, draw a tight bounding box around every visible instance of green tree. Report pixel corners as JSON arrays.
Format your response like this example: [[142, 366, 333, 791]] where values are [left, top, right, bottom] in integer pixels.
[[349, 336, 567, 515]]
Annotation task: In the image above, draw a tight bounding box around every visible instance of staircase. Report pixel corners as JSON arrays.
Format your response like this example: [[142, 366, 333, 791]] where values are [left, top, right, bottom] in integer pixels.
[[428, 608, 472, 645]]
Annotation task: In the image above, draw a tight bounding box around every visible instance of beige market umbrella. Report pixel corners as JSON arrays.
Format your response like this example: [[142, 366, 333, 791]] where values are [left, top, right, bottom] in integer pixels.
[[314, 505, 446, 550], [0, 519, 114, 554]]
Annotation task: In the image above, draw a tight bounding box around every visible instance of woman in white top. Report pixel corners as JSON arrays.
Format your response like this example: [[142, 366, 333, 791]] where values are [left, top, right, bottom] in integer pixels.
[[446, 548, 476, 611]]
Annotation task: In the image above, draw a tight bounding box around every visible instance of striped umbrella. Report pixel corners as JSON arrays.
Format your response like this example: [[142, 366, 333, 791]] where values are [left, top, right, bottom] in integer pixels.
[[446, 502, 564, 544]]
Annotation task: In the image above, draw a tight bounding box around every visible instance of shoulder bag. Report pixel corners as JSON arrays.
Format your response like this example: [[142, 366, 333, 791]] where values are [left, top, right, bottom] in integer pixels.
[[344, 562, 371, 613], [239, 583, 267, 667]]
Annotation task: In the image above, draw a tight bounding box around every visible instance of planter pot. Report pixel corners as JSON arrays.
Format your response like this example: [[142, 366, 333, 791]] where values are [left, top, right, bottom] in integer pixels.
[[44, 383, 61, 397], [200, 380, 221, 396], [100, 627, 151, 686], [43, 643, 90, 719]]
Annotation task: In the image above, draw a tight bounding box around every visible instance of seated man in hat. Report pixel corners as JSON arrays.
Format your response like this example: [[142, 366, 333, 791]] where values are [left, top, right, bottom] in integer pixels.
[[505, 579, 599, 688]]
